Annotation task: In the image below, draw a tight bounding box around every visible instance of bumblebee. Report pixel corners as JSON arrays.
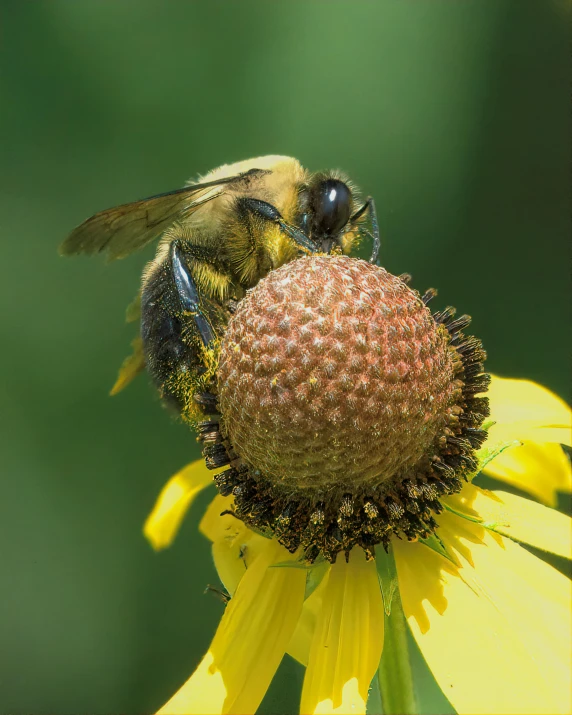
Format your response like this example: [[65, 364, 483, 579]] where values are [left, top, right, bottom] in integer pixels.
[[61, 156, 379, 423]]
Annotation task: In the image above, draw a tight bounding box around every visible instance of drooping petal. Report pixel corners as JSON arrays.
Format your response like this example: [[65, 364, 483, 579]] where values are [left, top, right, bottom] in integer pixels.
[[300, 551, 384, 715], [394, 512, 572, 714], [110, 336, 145, 395], [199, 495, 271, 596], [483, 440, 571, 506], [444, 482, 572, 559], [201, 496, 325, 667], [199, 494, 236, 543], [286, 575, 329, 667], [481, 376, 571, 503], [157, 539, 306, 715], [144, 460, 216, 550], [486, 375, 571, 446]]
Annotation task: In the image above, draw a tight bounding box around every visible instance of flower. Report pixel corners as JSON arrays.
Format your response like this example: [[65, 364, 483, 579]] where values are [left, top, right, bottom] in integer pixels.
[[144, 257, 571, 715]]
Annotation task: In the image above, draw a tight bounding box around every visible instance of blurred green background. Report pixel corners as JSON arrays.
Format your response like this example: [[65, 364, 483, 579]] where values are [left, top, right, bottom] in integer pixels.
[[0, 1, 569, 713]]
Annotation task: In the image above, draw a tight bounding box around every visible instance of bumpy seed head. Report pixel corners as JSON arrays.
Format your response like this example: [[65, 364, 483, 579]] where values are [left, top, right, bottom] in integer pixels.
[[220, 257, 457, 487], [207, 255, 489, 562]]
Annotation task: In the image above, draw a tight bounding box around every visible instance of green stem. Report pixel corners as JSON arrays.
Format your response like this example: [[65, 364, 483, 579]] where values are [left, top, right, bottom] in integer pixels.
[[375, 547, 417, 715]]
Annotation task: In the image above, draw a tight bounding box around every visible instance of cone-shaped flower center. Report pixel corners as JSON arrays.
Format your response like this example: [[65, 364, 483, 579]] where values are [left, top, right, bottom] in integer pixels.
[[219, 256, 458, 489], [202, 256, 489, 562]]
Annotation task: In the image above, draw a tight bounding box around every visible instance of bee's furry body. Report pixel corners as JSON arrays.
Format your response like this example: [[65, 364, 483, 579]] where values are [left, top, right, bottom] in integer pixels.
[[61, 155, 375, 423], [146, 156, 305, 299]]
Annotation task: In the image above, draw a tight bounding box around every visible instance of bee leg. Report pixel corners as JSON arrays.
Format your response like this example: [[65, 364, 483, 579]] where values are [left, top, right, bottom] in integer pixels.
[[194, 392, 219, 414], [171, 245, 223, 421], [170, 241, 216, 349], [349, 197, 380, 265], [239, 197, 318, 254]]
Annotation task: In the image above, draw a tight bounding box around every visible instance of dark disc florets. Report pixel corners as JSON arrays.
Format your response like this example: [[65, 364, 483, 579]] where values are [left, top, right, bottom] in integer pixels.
[[199, 256, 490, 562]]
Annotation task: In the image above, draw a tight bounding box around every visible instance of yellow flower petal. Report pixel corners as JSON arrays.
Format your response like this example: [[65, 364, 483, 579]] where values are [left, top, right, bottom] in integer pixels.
[[444, 482, 572, 559], [200, 495, 325, 666], [143, 460, 215, 551], [199, 494, 239, 543], [199, 495, 270, 596], [481, 376, 571, 503], [487, 374, 571, 446], [110, 336, 145, 395], [286, 575, 328, 667], [211, 531, 272, 599], [200, 495, 331, 667], [300, 552, 384, 715], [394, 512, 572, 714], [157, 539, 306, 715], [483, 441, 571, 506]]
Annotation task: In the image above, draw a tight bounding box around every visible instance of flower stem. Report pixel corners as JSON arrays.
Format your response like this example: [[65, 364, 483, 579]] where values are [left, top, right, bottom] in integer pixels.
[[375, 547, 417, 715]]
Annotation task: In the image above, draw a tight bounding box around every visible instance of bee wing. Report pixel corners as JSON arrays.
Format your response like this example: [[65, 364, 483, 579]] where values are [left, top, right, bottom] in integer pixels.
[[60, 168, 267, 261]]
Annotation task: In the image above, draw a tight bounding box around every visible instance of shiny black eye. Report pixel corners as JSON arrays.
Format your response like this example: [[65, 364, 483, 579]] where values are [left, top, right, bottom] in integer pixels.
[[310, 179, 352, 238]]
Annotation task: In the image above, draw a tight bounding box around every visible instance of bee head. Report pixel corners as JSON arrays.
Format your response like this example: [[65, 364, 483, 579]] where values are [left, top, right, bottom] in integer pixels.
[[301, 176, 353, 253]]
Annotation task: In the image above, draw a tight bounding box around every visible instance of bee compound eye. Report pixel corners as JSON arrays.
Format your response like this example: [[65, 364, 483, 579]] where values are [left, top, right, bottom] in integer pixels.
[[311, 179, 352, 238]]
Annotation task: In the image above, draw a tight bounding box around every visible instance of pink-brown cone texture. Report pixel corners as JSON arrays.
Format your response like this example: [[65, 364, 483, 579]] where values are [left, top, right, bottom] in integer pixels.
[[218, 256, 458, 490], [202, 255, 489, 561]]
